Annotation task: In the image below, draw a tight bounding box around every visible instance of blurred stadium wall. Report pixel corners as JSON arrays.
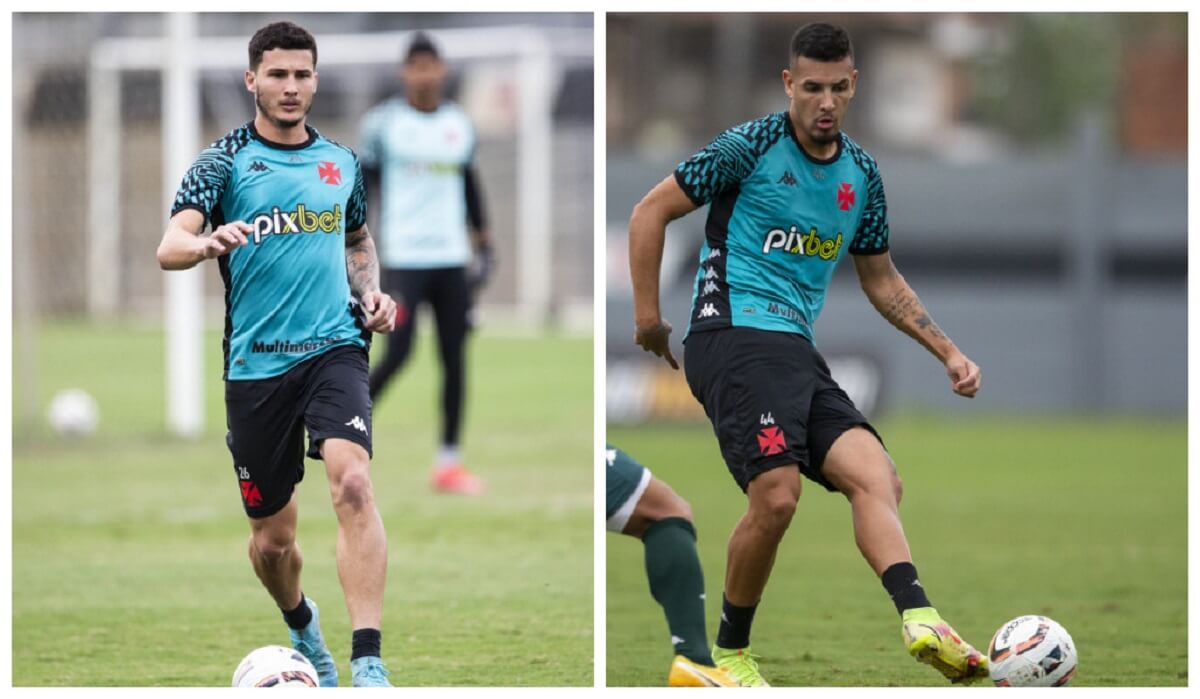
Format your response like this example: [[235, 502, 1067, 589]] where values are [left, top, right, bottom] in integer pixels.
[[13, 12, 593, 431], [606, 13, 1186, 421]]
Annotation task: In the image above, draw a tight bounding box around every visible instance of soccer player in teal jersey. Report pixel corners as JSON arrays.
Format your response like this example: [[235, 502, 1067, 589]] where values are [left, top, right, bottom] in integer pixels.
[[628, 23, 986, 686], [607, 445, 739, 687], [157, 22, 395, 687], [359, 33, 493, 496]]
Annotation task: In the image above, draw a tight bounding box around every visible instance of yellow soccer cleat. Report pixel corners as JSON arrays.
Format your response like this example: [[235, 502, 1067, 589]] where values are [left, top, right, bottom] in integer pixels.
[[667, 655, 741, 687], [902, 607, 989, 684], [711, 645, 770, 687]]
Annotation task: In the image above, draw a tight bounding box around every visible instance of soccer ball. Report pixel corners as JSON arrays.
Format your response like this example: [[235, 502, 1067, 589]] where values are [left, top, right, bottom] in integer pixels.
[[47, 388, 99, 436], [232, 645, 319, 688], [988, 615, 1077, 687]]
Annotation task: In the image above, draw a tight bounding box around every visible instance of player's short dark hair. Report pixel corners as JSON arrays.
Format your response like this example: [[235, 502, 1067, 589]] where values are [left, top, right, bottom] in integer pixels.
[[248, 21, 318, 71], [790, 22, 853, 64], [404, 31, 441, 63]]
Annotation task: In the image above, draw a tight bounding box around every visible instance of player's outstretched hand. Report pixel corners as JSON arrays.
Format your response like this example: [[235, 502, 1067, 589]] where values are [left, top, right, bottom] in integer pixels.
[[203, 221, 251, 259], [361, 290, 397, 334], [945, 351, 981, 398], [635, 320, 679, 370]]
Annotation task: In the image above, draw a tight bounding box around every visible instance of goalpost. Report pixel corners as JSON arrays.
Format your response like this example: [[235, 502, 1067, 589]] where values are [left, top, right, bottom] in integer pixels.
[[87, 15, 587, 437]]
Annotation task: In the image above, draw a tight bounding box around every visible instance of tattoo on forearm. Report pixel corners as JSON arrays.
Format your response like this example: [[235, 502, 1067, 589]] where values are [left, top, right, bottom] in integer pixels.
[[345, 229, 379, 297], [880, 288, 947, 340], [914, 312, 948, 340], [880, 288, 919, 325]]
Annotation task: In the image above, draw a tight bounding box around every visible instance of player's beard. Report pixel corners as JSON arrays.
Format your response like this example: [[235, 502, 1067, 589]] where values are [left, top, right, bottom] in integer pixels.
[[809, 115, 840, 145], [809, 126, 840, 145], [256, 91, 311, 130]]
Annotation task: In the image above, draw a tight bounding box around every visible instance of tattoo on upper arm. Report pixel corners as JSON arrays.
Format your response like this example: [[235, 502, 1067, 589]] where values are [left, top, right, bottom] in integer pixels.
[[345, 227, 379, 296]]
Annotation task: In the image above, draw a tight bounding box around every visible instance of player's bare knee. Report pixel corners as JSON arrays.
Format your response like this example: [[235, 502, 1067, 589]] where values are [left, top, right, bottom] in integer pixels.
[[251, 529, 295, 565], [662, 489, 693, 523], [754, 487, 798, 534], [332, 468, 374, 513]]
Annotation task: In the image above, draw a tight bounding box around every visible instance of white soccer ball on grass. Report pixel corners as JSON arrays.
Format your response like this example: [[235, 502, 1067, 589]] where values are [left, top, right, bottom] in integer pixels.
[[988, 614, 1077, 687], [47, 388, 99, 436], [232, 645, 319, 688]]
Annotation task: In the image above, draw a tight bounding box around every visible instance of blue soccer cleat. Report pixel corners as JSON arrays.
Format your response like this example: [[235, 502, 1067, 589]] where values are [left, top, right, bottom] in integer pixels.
[[351, 655, 392, 687], [288, 598, 339, 687]]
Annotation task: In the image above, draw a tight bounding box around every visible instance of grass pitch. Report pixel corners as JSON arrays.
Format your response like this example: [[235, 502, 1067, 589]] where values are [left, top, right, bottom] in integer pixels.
[[606, 416, 1187, 687], [13, 319, 592, 687]]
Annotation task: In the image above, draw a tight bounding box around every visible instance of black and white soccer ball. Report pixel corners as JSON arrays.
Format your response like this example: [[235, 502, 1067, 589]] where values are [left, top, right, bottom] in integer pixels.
[[988, 615, 1077, 687], [232, 645, 319, 688]]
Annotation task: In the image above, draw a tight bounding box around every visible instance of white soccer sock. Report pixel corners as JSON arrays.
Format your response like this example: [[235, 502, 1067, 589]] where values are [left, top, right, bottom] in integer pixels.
[[436, 445, 461, 470]]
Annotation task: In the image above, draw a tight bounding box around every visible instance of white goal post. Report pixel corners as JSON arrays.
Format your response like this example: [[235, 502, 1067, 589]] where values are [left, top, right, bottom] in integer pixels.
[[87, 15, 587, 436]]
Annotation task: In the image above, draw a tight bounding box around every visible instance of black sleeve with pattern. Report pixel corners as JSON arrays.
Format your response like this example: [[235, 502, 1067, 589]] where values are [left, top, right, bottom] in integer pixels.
[[673, 127, 759, 207], [346, 155, 368, 232], [850, 166, 890, 255], [170, 144, 234, 226]]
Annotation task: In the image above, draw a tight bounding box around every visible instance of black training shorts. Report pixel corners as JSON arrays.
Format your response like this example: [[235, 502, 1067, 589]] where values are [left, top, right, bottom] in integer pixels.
[[225, 344, 373, 518], [683, 326, 882, 493]]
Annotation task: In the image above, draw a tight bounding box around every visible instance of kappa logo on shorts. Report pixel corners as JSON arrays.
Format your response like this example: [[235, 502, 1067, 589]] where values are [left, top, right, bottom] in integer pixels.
[[345, 415, 368, 435], [757, 425, 786, 456], [240, 479, 264, 508]]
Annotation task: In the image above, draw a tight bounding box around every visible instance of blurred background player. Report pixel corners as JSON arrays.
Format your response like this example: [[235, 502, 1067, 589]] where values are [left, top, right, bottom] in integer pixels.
[[606, 445, 738, 687], [359, 32, 493, 495], [628, 23, 986, 686], [157, 21, 395, 687]]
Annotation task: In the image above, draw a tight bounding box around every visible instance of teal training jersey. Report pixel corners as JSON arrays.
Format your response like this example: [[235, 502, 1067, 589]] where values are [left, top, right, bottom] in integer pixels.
[[171, 122, 369, 380], [358, 99, 475, 269], [674, 112, 890, 341]]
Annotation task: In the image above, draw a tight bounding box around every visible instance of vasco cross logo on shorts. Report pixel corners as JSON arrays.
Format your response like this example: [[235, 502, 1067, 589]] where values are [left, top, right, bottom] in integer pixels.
[[240, 479, 264, 508], [757, 425, 786, 456]]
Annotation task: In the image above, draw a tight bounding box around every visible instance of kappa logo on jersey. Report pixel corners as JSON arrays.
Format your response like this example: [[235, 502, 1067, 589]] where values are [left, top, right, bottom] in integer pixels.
[[250, 204, 343, 244], [698, 303, 720, 318], [318, 160, 342, 185], [837, 182, 856, 211], [778, 170, 798, 186], [702, 280, 720, 295], [757, 425, 786, 456], [762, 226, 844, 261], [247, 160, 272, 173], [760, 412, 775, 426], [707, 248, 722, 260], [345, 415, 368, 434]]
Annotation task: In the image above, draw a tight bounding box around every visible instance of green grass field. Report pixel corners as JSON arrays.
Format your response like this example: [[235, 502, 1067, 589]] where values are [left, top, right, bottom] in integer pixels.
[[607, 417, 1187, 687], [13, 319, 593, 687]]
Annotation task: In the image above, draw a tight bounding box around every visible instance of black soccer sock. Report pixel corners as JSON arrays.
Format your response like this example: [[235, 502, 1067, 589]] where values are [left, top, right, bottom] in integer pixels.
[[716, 594, 758, 650], [281, 593, 312, 631], [351, 628, 382, 661], [643, 517, 714, 666], [881, 561, 932, 615]]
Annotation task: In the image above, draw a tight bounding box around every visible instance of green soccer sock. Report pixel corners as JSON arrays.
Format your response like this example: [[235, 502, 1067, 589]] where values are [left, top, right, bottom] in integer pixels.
[[643, 517, 714, 666]]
